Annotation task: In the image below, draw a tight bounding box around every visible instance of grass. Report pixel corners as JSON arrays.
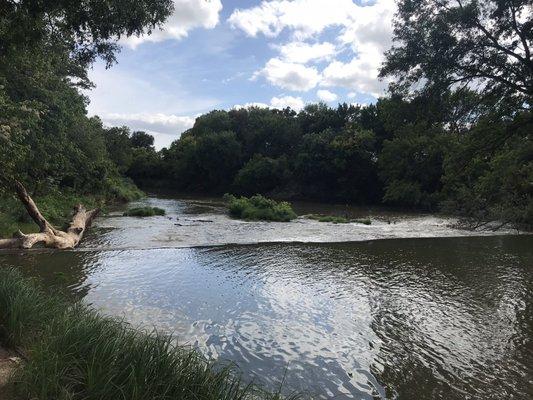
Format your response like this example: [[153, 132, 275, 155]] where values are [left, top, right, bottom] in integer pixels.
[[223, 194, 297, 222], [306, 214, 372, 225], [0, 177, 144, 238], [0, 268, 297, 400], [123, 206, 166, 217]]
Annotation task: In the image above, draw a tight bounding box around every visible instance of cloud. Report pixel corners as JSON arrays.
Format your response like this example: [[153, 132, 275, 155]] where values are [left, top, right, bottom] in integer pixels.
[[229, 0, 357, 39], [234, 95, 305, 111], [123, 0, 222, 48], [101, 112, 195, 134], [230, 0, 396, 97], [270, 95, 304, 110], [316, 89, 338, 102], [254, 58, 320, 91], [232, 102, 270, 109], [100, 112, 195, 149], [86, 65, 218, 117], [276, 41, 336, 63], [321, 50, 387, 97]]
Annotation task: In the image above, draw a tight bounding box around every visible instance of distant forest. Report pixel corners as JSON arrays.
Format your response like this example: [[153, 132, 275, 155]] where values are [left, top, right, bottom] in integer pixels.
[[1, 0, 531, 229]]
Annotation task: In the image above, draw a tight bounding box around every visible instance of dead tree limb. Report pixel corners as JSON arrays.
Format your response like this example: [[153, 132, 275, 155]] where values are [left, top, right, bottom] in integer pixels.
[[0, 181, 99, 250]]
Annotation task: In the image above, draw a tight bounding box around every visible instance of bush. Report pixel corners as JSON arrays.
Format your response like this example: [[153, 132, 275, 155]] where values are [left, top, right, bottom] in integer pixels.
[[0, 268, 294, 400], [123, 206, 166, 217], [223, 194, 297, 222]]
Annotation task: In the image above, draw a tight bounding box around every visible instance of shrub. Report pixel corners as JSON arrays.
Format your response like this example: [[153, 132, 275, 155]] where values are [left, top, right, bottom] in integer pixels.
[[0, 268, 294, 400], [223, 194, 297, 222], [123, 206, 166, 217]]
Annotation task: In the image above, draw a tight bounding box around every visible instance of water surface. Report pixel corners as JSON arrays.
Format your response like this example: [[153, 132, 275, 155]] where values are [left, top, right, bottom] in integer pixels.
[[0, 197, 531, 399]]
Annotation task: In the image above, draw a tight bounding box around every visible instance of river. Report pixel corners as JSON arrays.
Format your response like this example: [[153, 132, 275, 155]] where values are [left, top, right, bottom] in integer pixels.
[[0, 196, 531, 399]]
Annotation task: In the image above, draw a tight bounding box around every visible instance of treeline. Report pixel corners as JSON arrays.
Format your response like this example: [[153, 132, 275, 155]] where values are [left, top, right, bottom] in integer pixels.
[[120, 96, 531, 227], [0, 1, 174, 201], [0, 1, 174, 235]]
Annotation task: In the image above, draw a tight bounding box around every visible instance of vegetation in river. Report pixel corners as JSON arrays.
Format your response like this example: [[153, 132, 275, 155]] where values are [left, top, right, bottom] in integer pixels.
[[224, 194, 297, 222], [123, 206, 166, 217], [306, 215, 372, 225], [0, 0, 531, 233], [0, 268, 295, 400], [117, 0, 531, 230]]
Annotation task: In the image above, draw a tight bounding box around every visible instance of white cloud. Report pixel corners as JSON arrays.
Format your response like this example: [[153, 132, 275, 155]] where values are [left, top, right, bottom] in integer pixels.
[[231, 0, 396, 97], [229, 0, 357, 39], [100, 112, 195, 149], [270, 95, 304, 110], [232, 102, 270, 109], [234, 95, 305, 112], [254, 58, 320, 91], [316, 89, 338, 102], [276, 41, 336, 63], [123, 0, 222, 48], [347, 91, 356, 98], [86, 65, 218, 117], [321, 50, 388, 97]]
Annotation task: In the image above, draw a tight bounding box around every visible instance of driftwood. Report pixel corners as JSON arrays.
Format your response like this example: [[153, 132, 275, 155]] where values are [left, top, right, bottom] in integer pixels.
[[0, 181, 99, 250]]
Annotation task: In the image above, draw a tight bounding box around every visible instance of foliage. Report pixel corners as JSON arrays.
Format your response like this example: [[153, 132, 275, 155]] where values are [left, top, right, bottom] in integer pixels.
[[0, 0, 173, 236], [441, 112, 533, 228], [165, 131, 242, 192], [0, 268, 295, 400], [224, 194, 297, 222], [123, 206, 166, 217], [233, 155, 289, 195], [125, 96, 531, 228], [381, 0, 532, 108], [378, 122, 451, 209], [130, 131, 155, 149], [0, 177, 142, 238]]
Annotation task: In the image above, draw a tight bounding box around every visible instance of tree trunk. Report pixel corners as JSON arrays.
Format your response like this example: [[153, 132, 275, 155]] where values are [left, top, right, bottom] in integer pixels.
[[0, 181, 99, 250]]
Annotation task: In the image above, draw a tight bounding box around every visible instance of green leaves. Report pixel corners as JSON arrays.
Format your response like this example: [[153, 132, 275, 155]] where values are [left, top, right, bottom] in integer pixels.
[[381, 0, 532, 108]]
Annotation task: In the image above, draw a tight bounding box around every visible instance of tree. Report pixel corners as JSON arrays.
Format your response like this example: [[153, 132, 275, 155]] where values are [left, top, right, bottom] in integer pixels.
[[1, 0, 173, 86], [233, 155, 289, 195], [381, 0, 532, 108], [379, 123, 451, 209], [130, 131, 155, 149]]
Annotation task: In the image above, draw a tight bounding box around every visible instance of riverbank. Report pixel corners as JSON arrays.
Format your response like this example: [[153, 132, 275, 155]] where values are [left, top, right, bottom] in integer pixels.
[[0, 268, 291, 400], [0, 178, 143, 238]]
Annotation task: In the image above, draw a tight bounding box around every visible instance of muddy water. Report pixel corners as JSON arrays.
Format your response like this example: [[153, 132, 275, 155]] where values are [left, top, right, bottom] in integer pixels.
[[0, 196, 531, 399]]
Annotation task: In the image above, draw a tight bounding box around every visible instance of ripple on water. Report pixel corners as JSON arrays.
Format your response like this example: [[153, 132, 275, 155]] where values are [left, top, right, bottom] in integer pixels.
[[1, 197, 531, 400]]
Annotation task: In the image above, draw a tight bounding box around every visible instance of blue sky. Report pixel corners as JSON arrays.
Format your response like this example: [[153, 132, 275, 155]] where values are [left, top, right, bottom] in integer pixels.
[[86, 0, 396, 149]]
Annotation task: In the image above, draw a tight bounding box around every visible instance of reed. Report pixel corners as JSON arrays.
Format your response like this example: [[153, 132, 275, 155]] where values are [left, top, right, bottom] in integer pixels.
[[0, 268, 298, 400]]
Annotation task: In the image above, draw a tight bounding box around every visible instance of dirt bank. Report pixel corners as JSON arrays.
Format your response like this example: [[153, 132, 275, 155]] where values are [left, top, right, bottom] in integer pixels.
[[0, 346, 17, 399]]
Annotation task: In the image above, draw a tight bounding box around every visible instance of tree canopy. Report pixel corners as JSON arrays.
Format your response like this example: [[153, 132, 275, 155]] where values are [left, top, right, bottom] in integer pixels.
[[381, 0, 532, 109]]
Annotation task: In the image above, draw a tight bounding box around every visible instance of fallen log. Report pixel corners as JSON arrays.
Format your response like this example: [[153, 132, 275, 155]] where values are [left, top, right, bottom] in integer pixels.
[[0, 181, 99, 250]]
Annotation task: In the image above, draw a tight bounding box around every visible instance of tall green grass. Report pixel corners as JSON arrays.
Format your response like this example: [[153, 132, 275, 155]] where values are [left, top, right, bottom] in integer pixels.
[[0, 269, 297, 400], [224, 194, 297, 222]]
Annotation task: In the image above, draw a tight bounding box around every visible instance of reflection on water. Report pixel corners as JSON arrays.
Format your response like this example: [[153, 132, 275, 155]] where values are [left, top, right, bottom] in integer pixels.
[[1, 235, 532, 399]]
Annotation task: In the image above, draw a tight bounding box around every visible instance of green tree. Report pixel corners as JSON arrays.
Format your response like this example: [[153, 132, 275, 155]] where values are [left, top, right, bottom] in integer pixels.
[[381, 0, 532, 107], [233, 155, 289, 195], [379, 123, 450, 209], [130, 131, 155, 149]]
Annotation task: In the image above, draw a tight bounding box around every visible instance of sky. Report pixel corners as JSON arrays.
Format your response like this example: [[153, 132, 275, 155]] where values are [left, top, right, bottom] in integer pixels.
[[86, 0, 397, 149]]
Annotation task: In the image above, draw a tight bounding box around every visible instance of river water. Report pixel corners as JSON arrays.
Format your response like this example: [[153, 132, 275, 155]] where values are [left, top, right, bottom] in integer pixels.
[[1, 196, 531, 399]]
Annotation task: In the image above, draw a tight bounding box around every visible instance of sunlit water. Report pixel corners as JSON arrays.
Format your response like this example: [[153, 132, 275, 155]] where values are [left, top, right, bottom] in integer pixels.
[[1, 196, 531, 399]]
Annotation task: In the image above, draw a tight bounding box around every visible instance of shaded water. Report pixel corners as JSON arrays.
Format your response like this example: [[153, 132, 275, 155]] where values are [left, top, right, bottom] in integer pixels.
[[0, 197, 531, 399]]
